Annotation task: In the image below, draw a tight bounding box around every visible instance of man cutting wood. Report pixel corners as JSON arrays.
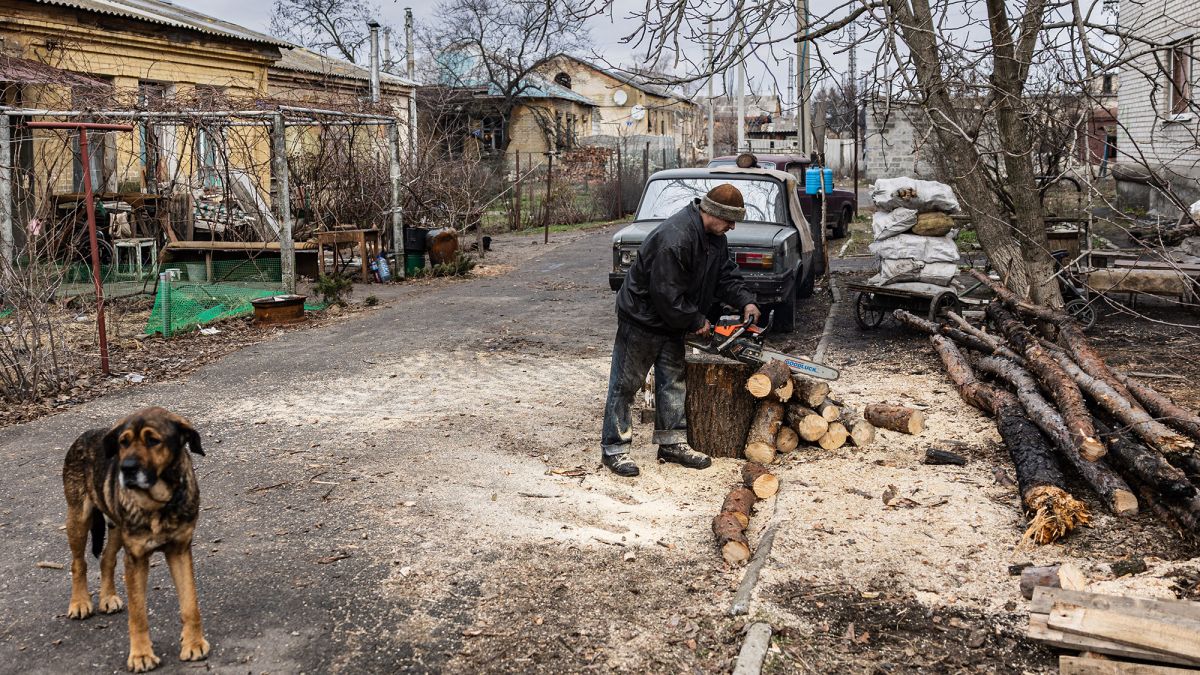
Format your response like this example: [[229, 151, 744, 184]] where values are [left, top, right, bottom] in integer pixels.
[[601, 184, 761, 477]]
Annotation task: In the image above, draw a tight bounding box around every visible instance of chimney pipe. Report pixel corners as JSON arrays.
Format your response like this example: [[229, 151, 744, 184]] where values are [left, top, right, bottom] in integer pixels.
[[368, 19, 381, 103], [405, 8, 416, 161], [383, 27, 392, 73]]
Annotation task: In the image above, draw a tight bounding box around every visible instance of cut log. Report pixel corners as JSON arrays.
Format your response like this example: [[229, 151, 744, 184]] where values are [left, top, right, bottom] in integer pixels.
[[1020, 563, 1088, 599], [744, 400, 785, 464], [1166, 452, 1200, 480], [742, 463, 780, 499], [686, 355, 758, 458], [865, 404, 925, 435], [786, 403, 829, 442], [931, 336, 1089, 543], [791, 375, 831, 408], [775, 425, 800, 453], [975, 356, 1138, 516], [721, 486, 757, 525], [746, 359, 794, 401], [840, 409, 876, 447], [924, 448, 967, 465], [815, 398, 841, 422], [912, 211, 955, 237], [944, 310, 1024, 361], [817, 422, 849, 450], [1112, 371, 1200, 443], [1096, 421, 1196, 503], [988, 304, 1106, 460], [712, 512, 751, 565], [1045, 349, 1194, 454]]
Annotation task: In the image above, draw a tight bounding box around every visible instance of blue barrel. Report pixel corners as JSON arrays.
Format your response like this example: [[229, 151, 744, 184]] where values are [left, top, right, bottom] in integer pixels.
[[805, 167, 834, 194]]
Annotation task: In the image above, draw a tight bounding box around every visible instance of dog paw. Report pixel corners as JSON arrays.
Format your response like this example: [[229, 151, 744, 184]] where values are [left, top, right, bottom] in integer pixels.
[[67, 597, 94, 620], [127, 650, 161, 672], [98, 594, 124, 614], [179, 636, 210, 661]]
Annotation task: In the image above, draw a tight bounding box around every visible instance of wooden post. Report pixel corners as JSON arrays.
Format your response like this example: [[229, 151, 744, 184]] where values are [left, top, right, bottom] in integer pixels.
[[616, 143, 623, 217], [272, 113, 295, 293], [642, 142, 649, 186], [387, 119, 405, 279], [0, 115, 12, 271], [542, 151, 554, 244], [513, 151, 521, 230]]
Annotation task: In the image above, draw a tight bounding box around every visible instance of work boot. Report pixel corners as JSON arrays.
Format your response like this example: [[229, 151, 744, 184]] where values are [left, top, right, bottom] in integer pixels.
[[657, 443, 712, 469], [602, 453, 640, 477]]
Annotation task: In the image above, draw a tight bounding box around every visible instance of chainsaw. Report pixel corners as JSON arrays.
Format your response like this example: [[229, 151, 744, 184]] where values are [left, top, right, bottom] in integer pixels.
[[685, 311, 840, 381]]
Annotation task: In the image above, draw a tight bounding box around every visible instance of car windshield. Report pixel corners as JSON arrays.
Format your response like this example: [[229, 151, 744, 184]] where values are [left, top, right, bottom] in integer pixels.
[[636, 177, 785, 222], [708, 159, 777, 169]]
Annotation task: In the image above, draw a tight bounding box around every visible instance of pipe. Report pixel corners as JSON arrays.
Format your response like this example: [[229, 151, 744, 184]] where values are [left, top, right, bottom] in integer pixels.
[[271, 113, 295, 293], [388, 121, 405, 280], [706, 19, 714, 160], [0, 115, 12, 270], [368, 20, 381, 104], [406, 7, 417, 162]]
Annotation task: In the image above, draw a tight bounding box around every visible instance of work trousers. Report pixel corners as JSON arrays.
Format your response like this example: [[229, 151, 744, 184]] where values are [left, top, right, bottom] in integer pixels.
[[600, 319, 688, 456]]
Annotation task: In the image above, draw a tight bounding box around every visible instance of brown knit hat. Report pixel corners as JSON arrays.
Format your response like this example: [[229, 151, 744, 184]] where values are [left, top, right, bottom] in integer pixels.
[[700, 184, 746, 223]]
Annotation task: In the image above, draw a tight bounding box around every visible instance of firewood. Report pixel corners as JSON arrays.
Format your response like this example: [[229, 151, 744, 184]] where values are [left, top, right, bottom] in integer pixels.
[[744, 400, 784, 464], [785, 403, 829, 442], [1112, 371, 1200, 443], [815, 398, 841, 422], [742, 463, 780, 499], [865, 404, 925, 435], [775, 425, 799, 453], [925, 448, 967, 465], [912, 212, 954, 236], [712, 512, 751, 565], [931, 336, 1089, 544], [975, 356, 1138, 516], [988, 304, 1105, 460], [791, 375, 831, 408], [746, 359, 793, 401], [720, 486, 757, 528], [840, 408, 876, 447], [1020, 563, 1087, 599], [1096, 421, 1196, 503], [817, 422, 849, 450]]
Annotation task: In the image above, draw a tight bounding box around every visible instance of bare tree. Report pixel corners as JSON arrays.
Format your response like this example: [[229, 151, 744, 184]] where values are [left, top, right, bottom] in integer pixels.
[[270, 0, 401, 66]]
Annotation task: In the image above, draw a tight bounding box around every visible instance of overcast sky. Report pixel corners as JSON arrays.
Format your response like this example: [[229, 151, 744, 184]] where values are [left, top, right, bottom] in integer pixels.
[[188, 0, 857, 105]]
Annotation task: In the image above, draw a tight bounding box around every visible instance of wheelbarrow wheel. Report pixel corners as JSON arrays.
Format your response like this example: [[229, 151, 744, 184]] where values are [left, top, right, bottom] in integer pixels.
[[1065, 298, 1097, 330], [854, 292, 885, 330], [929, 291, 961, 322]]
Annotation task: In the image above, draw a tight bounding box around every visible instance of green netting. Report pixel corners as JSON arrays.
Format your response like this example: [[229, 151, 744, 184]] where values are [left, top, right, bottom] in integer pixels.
[[145, 257, 324, 335]]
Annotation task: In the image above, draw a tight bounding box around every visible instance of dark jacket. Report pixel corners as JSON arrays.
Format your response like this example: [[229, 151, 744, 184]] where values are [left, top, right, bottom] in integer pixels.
[[616, 202, 756, 335]]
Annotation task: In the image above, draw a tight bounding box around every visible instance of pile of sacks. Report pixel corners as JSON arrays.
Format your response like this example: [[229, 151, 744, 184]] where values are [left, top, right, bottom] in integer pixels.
[[867, 177, 962, 286]]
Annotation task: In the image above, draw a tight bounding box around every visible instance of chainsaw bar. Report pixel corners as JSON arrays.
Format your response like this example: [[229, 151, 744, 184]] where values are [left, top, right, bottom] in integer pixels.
[[686, 340, 840, 381]]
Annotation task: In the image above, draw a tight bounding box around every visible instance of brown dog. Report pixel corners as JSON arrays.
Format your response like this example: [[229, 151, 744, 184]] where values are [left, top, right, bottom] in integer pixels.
[[62, 407, 209, 672]]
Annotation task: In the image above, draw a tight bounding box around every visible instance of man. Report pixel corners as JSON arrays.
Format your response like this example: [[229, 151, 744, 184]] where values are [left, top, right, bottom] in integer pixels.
[[601, 184, 761, 477]]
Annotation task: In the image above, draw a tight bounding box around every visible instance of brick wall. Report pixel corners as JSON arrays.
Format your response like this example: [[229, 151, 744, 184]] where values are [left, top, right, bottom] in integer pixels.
[[862, 101, 939, 181]]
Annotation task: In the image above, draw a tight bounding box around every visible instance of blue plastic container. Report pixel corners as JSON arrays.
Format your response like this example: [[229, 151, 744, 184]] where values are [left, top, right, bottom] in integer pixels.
[[805, 167, 834, 194]]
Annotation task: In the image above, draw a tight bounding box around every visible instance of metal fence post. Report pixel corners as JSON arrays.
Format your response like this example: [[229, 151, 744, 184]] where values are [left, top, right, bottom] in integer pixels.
[[158, 272, 172, 338], [388, 119, 406, 280], [271, 113, 295, 293], [642, 142, 649, 186], [0, 115, 12, 270]]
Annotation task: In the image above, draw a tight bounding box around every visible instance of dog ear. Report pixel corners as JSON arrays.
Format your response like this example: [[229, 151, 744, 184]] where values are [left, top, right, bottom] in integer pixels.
[[169, 413, 204, 456], [102, 423, 124, 459]]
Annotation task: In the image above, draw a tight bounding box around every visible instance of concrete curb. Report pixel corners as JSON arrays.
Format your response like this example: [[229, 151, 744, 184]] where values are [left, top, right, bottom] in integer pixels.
[[727, 522, 779, 616], [812, 278, 841, 365], [732, 622, 773, 675]]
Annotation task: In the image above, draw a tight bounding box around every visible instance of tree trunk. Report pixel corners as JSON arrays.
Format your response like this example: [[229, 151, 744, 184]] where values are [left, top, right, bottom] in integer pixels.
[[744, 400, 785, 464], [775, 425, 799, 453], [988, 304, 1105, 460], [1096, 422, 1196, 503], [840, 408, 876, 447], [746, 359, 793, 401], [894, 309, 1010, 357], [817, 422, 849, 450], [865, 404, 925, 435], [1112, 371, 1200, 443], [785, 403, 829, 442], [742, 463, 780, 498], [975, 356, 1138, 515], [931, 335, 1089, 543], [685, 354, 757, 459], [792, 375, 831, 408]]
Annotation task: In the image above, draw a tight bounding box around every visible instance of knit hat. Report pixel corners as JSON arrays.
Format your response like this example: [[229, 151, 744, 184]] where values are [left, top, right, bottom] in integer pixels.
[[699, 184, 746, 223]]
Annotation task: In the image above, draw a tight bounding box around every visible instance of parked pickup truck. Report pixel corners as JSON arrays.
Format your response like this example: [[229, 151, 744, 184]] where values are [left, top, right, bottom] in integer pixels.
[[709, 154, 857, 239], [608, 166, 821, 332]]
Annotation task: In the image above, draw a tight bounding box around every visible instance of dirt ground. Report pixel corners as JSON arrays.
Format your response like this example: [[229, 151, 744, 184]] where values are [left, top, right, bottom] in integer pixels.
[[2, 225, 1199, 673]]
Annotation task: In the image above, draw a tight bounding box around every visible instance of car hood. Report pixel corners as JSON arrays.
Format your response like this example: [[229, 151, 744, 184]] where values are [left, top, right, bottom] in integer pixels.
[[613, 220, 793, 247]]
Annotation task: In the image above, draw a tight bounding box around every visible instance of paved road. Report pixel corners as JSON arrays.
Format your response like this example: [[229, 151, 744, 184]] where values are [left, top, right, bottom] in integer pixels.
[[0, 226, 754, 674]]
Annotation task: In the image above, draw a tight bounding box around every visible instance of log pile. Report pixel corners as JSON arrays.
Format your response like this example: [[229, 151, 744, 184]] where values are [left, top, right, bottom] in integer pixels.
[[894, 270, 1200, 544], [712, 463, 780, 565]]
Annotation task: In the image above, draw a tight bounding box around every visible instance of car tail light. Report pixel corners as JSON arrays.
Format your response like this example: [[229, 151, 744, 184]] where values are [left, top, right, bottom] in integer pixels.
[[735, 252, 775, 269]]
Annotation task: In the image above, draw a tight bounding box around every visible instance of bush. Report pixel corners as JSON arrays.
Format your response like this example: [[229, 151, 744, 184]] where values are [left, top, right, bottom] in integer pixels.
[[314, 273, 354, 306]]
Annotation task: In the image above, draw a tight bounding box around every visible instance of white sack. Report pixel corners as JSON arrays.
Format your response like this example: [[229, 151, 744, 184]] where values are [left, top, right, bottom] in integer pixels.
[[869, 233, 961, 264], [871, 207, 918, 241], [868, 260, 958, 286], [1190, 199, 1200, 222], [872, 177, 961, 212], [918, 262, 959, 286]]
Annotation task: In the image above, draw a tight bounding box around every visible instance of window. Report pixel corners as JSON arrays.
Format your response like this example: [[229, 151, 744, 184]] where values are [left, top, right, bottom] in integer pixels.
[[554, 72, 572, 89], [636, 177, 784, 222], [195, 86, 226, 187], [138, 81, 167, 192], [1102, 74, 1114, 94], [479, 115, 505, 154], [1169, 41, 1193, 115]]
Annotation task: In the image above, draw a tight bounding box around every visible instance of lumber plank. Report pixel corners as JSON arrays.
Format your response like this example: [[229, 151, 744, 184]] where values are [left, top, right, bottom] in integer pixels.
[[1058, 655, 1200, 674], [1028, 614, 1200, 667], [1031, 587, 1200, 624], [1047, 605, 1200, 662]]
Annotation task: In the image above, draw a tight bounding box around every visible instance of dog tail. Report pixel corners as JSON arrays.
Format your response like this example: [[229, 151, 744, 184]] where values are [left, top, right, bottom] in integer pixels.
[[89, 509, 106, 559]]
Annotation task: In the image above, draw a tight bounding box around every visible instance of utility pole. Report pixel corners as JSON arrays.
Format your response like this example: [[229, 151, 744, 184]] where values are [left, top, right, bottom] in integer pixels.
[[795, 0, 810, 156], [706, 18, 715, 161], [787, 57, 795, 113], [849, 21, 859, 215], [736, 32, 746, 153], [406, 8, 417, 162], [383, 27, 392, 72], [368, 20, 381, 103]]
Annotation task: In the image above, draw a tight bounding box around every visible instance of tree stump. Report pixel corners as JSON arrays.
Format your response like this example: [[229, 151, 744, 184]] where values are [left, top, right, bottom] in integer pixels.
[[686, 353, 757, 458]]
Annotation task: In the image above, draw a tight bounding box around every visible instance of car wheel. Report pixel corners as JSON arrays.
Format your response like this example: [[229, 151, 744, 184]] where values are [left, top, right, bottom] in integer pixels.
[[1065, 298, 1097, 330], [772, 296, 797, 333], [831, 208, 851, 239], [796, 266, 816, 299]]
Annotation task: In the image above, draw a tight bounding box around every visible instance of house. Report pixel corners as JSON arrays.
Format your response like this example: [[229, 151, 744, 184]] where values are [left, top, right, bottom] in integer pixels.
[[1116, 0, 1199, 212], [698, 94, 786, 156], [538, 54, 702, 161]]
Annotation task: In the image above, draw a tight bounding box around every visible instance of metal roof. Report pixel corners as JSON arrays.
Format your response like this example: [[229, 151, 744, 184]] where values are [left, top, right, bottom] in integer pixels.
[[0, 54, 112, 87], [435, 48, 596, 106], [549, 54, 681, 102], [273, 47, 417, 88], [33, 0, 291, 47]]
